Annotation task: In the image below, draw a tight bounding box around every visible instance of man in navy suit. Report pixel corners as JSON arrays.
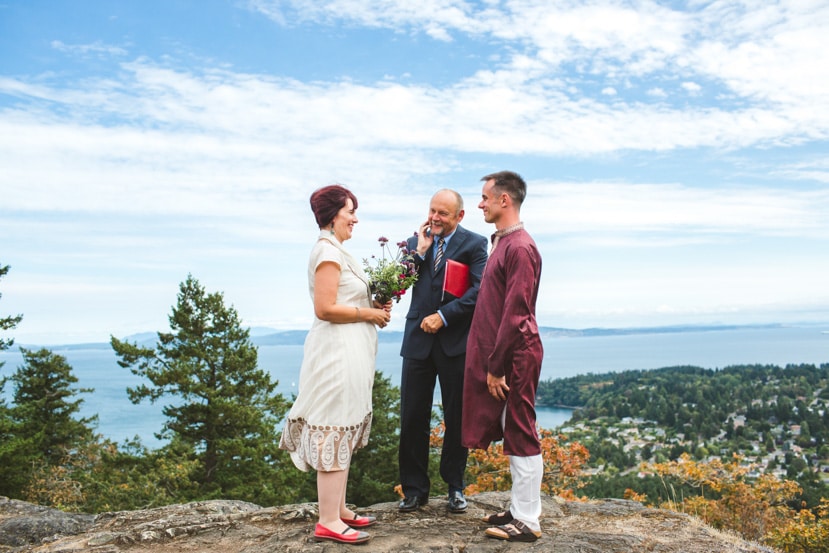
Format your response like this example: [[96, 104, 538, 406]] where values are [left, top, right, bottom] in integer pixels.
[[398, 189, 488, 513]]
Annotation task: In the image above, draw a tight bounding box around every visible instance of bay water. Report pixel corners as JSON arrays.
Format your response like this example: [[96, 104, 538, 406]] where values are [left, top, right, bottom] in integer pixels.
[[1, 326, 826, 448]]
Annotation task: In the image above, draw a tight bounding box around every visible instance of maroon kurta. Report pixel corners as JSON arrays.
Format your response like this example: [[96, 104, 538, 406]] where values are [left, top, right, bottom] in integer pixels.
[[462, 229, 543, 457]]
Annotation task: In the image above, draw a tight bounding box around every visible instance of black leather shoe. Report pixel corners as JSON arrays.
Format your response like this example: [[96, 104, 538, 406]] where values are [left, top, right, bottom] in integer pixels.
[[448, 490, 467, 513], [398, 495, 428, 512]]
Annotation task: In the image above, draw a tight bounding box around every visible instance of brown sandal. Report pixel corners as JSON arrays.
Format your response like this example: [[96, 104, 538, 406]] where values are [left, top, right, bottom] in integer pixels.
[[481, 510, 513, 525], [485, 520, 541, 542]]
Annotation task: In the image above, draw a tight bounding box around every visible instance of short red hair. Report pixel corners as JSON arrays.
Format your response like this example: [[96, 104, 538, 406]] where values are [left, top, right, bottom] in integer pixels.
[[310, 184, 359, 228]]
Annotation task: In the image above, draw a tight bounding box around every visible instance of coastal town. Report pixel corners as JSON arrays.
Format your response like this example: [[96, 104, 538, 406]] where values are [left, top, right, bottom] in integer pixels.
[[538, 364, 829, 499]]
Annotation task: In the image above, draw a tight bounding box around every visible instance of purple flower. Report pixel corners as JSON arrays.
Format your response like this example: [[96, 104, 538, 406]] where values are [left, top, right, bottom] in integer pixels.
[[363, 233, 420, 304]]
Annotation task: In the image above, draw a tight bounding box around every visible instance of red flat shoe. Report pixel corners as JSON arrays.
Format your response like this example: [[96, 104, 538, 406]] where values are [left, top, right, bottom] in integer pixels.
[[313, 523, 370, 544], [341, 514, 377, 528]]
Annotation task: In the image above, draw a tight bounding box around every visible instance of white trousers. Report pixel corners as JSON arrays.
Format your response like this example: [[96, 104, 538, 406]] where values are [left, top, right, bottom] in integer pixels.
[[501, 406, 543, 532]]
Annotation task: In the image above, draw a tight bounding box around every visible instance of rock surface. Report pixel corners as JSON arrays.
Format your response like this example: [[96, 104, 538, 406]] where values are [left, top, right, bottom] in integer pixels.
[[1, 492, 777, 552]]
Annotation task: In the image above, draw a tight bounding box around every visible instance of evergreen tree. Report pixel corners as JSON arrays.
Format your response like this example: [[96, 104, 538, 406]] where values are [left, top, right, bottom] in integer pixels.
[[0, 263, 23, 355], [12, 348, 96, 461], [348, 370, 402, 505], [0, 263, 20, 495], [0, 348, 96, 498], [111, 274, 292, 504], [1, 263, 23, 439]]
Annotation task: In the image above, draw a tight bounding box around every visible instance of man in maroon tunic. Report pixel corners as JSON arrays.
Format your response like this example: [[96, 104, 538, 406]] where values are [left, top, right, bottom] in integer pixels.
[[462, 170, 544, 542]]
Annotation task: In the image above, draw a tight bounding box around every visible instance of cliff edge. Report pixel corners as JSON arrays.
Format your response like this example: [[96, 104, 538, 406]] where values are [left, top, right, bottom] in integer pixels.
[[1, 492, 776, 552]]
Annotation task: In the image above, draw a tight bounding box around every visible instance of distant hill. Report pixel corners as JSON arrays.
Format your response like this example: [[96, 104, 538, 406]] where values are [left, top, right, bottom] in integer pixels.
[[10, 323, 791, 351], [233, 322, 787, 347], [539, 322, 784, 338], [253, 330, 310, 345], [254, 329, 403, 345]]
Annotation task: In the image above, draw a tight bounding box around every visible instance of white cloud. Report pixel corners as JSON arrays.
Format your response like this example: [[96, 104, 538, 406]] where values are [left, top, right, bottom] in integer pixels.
[[3, 0, 829, 343], [681, 81, 702, 94], [50, 40, 128, 57], [244, 1, 829, 137], [526, 181, 829, 242], [775, 156, 829, 183], [247, 0, 486, 38], [2, 45, 825, 220], [2, 4, 826, 255]]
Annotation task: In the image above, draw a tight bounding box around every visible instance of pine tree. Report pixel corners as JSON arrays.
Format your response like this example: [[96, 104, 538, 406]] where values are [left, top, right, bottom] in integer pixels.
[[0, 263, 23, 355], [0, 262, 23, 417], [0, 262, 23, 496], [0, 348, 96, 498], [111, 274, 292, 504], [347, 370, 402, 505], [13, 348, 96, 460]]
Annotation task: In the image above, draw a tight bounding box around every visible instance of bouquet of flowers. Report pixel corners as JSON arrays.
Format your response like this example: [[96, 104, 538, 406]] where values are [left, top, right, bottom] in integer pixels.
[[363, 235, 419, 304]]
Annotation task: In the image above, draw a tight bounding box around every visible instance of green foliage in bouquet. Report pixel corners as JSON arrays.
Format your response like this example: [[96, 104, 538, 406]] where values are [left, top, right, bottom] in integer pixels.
[[363, 236, 419, 304]]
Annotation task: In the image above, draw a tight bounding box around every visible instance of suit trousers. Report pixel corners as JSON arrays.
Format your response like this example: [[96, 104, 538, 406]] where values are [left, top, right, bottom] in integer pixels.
[[399, 341, 468, 497]]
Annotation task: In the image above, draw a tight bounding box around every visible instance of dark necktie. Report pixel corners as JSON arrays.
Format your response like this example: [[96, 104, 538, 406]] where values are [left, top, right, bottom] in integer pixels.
[[434, 237, 445, 271]]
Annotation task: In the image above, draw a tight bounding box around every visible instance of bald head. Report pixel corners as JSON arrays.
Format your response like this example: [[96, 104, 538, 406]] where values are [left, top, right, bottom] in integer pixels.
[[428, 189, 465, 237]]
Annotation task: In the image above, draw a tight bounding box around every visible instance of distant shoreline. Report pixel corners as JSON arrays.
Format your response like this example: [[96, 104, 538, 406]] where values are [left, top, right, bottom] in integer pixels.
[[10, 322, 829, 351], [4, 325, 826, 447]]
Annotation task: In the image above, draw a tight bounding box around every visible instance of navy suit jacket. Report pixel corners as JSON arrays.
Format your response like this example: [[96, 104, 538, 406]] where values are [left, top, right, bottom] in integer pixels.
[[399, 225, 488, 360]]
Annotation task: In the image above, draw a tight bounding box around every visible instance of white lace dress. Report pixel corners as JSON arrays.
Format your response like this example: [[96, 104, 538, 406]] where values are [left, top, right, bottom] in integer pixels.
[[279, 232, 377, 471]]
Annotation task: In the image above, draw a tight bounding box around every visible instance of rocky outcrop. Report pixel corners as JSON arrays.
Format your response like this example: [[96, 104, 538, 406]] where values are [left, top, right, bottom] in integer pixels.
[[0, 498, 94, 548], [1, 492, 776, 552]]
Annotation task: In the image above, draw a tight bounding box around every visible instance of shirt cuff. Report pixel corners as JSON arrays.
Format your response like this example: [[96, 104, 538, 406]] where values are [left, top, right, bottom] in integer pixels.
[[437, 310, 448, 327]]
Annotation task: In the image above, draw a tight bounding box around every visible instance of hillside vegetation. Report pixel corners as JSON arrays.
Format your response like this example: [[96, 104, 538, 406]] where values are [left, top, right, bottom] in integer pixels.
[[3, 266, 828, 552]]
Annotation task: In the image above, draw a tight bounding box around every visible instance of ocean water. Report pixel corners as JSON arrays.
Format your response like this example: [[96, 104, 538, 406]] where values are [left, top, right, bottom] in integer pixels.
[[1, 326, 826, 448]]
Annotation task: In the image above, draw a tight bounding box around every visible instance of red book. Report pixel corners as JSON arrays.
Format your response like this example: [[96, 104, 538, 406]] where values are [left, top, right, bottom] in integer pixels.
[[443, 259, 470, 298]]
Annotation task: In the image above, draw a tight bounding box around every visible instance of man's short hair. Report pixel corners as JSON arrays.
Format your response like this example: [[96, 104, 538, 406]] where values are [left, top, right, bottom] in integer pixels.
[[481, 171, 526, 206]]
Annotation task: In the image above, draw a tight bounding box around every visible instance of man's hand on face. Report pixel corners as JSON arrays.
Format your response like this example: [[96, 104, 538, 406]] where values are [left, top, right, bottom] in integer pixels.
[[416, 220, 434, 256]]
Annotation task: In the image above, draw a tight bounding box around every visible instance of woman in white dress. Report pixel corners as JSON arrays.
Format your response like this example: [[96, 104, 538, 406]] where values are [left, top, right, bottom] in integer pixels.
[[279, 184, 391, 545]]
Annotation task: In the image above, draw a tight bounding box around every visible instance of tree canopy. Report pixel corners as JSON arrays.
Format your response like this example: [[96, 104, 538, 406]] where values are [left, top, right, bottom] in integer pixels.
[[0, 348, 96, 498], [111, 274, 291, 503], [0, 263, 23, 355]]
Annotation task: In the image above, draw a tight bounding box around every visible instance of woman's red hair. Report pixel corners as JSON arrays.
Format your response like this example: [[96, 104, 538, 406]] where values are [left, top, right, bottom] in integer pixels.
[[309, 184, 359, 228]]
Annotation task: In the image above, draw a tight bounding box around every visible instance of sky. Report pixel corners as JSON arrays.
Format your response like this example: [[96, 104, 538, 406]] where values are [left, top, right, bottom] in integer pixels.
[[1, 0, 829, 346]]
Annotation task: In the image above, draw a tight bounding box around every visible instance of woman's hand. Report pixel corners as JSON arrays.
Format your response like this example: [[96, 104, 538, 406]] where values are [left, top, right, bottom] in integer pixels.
[[314, 264, 391, 326], [367, 307, 391, 328], [373, 299, 393, 312]]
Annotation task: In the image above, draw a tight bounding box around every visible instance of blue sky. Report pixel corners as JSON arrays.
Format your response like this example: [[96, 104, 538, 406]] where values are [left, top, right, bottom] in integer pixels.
[[1, 0, 828, 345]]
